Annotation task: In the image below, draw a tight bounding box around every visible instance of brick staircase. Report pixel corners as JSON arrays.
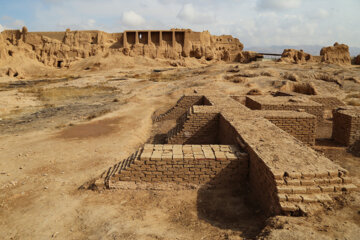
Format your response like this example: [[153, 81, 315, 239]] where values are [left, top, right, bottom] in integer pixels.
[[275, 170, 357, 215], [95, 148, 143, 188]]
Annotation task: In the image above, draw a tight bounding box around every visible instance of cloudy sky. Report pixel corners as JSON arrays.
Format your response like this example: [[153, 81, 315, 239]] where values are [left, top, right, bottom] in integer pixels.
[[0, 0, 359, 48]]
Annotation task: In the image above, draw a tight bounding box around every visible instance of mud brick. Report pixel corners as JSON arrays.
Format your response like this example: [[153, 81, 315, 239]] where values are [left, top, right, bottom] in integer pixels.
[[329, 178, 342, 184], [314, 179, 327, 184], [277, 194, 287, 202], [306, 186, 321, 193], [272, 171, 284, 180], [225, 153, 238, 160], [341, 184, 358, 191], [163, 145, 173, 150], [315, 172, 328, 178], [140, 153, 152, 160], [319, 186, 334, 192], [285, 179, 301, 186], [173, 155, 183, 161], [275, 180, 285, 186], [300, 179, 314, 186], [184, 155, 194, 161], [215, 153, 226, 161], [194, 154, 205, 160], [328, 170, 339, 177], [150, 154, 161, 161], [143, 144, 154, 150], [287, 195, 302, 202], [280, 202, 298, 212], [277, 186, 292, 194], [316, 194, 332, 203], [153, 145, 163, 150], [341, 177, 352, 184], [292, 186, 307, 194], [301, 195, 317, 203], [287, 172, 301, 179]]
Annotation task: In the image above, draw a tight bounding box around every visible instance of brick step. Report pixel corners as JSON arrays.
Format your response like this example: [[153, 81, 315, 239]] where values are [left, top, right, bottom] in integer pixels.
[[280, 201, 323, 215], [94, 148, 143, 188], [276, 176, 352, 186], [277, 184, 357, 195]]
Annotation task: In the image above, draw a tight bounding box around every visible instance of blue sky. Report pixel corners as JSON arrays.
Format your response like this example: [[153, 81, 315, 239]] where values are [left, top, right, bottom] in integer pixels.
[[0, 0, 359, 48]]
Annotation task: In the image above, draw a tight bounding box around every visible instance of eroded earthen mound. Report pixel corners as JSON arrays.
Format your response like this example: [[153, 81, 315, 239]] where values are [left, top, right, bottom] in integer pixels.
[[279, 49, 314, 64], [320, 42, 351, 65]]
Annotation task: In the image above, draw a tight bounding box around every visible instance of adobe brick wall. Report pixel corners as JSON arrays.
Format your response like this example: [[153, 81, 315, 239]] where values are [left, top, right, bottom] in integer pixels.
[[167, 106, 219, 144], [254, 111, 316, 145], [332, 108, 360, 146], [154, 95, 204, 122], [110, 144, 248, 186], [310, 97, 345, 110], [245, 96, 324, 120], [220, 111, 356, 215]]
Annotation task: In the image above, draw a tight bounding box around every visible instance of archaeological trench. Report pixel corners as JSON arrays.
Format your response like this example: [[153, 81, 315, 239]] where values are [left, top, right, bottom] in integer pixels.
[[84, 91, 359, 216], [2, 28, 359, 217]]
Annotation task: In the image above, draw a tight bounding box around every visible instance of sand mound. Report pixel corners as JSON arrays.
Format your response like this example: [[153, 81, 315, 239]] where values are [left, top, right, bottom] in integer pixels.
[[320, 42, 351, 65]]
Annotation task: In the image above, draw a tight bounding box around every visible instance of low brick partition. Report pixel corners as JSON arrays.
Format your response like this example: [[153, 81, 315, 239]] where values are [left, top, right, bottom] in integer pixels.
[[106, 144, 248, 187], [167, 106, 219, 144], [310, 96, 345, 110], [253, 110, 316, 145], [153, 95, 210, 122], [332, 107, 360, 146], [245, 95, 324, 120]]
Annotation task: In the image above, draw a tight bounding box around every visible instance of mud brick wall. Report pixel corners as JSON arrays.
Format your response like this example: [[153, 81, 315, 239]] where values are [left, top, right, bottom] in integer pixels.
[[115, 144, 249, 186], [310, 97, 345, 110], [217, 115, 240, 145], [247, 147, 282, 215], [245, 96, 324, 120], [167, 106, 219, 144], [332, 109, 360, 146], [155, 95, 204, 122], [260, 114, 316, 145]]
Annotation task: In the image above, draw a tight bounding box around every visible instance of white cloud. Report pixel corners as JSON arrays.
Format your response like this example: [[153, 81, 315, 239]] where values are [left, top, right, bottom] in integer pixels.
[[0, 24, 4, 32], [121, 11, 145, 27], [177, 3, 215, 24], [257, 0, 302, 11]]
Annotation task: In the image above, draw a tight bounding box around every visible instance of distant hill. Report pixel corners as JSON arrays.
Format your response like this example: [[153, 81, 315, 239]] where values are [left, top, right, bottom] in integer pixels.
[[245, 45, 360, 57]]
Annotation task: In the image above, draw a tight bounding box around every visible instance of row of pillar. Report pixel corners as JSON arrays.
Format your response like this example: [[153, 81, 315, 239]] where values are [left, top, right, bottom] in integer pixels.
[[123, 31, 182, 48]]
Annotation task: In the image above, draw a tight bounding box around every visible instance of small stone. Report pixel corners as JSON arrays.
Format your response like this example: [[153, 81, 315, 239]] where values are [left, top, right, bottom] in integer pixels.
[[44, 186, 48, 189]]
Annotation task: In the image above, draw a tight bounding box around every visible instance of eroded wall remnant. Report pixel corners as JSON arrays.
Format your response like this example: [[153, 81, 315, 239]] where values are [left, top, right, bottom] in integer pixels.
[[0, 27, 249, 68]]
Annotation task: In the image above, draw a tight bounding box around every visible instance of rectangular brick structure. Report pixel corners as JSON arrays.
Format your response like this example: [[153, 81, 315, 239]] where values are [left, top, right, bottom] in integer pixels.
[[245, 95, 324, 120], [332, 107, 360, 146]]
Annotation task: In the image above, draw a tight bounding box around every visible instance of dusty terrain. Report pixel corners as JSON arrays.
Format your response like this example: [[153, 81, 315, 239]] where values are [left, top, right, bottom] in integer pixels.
[[1, 59, 360, 239]]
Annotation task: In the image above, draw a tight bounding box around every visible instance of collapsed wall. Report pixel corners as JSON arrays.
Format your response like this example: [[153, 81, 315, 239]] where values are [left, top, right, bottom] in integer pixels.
[[279, 42, 352, 65], [320, 42, 351, 65]]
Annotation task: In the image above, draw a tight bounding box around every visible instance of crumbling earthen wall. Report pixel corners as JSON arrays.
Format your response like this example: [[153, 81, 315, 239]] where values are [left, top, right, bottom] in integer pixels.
[[320, 42, 351, 65], [0, 28, 246, 70], [332, 108, 360, 146]]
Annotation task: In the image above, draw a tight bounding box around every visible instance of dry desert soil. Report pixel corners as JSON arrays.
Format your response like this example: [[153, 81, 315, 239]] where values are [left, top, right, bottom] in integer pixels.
[[1, 60, 360, 239]]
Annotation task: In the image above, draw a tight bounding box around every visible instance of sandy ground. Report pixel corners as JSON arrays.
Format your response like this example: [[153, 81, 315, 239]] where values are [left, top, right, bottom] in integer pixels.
[[0, 60, 360, 239]]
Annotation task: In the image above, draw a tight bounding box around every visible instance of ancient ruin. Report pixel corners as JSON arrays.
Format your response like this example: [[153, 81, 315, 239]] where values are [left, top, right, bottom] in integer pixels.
[[279, 42, 352, 65], [88, 91, 358, 216], [0, 28, 250, 70]]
